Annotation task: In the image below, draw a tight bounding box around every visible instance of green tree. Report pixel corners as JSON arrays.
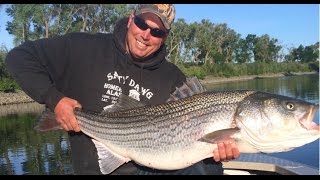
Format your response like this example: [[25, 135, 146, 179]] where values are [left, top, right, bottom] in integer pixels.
[[6, 4, 35, 45], [285, 42, 319, 63], [0, 46, 9, 79], [166, 18, 189, 64], [5, 4, 134, 42], [301, 42, 319, 63], [234, 38, 251, 63]]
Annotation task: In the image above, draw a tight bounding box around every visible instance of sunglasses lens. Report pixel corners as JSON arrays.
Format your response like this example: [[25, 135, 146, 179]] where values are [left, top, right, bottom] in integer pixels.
[[133, 16, 166, 38], [151, 29, 166, 38], [134, 16, 148, 30]]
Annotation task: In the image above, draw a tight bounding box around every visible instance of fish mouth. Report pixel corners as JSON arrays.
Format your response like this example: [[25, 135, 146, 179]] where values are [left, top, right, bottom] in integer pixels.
[[300, 104, 319, 131]]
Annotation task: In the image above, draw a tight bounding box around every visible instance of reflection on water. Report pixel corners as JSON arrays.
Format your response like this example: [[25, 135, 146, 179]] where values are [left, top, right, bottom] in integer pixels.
[[0, 74, 319, 174], [0, 107, 73, 175]]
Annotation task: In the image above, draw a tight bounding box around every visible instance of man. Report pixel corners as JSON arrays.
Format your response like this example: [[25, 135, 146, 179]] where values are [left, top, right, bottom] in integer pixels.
[[5, 4, 239, 175]]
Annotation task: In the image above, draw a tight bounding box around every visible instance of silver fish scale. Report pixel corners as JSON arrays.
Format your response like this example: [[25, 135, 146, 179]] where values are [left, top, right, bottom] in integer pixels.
[[77, 90, 255, 153]]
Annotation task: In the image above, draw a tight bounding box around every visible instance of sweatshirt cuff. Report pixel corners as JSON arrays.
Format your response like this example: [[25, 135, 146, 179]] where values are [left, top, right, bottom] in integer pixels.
[[45, 86, 65, 111]]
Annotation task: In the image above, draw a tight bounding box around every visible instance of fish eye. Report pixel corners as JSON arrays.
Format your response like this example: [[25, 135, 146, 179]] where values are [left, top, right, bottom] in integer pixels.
[[286, 102, 295, 110]]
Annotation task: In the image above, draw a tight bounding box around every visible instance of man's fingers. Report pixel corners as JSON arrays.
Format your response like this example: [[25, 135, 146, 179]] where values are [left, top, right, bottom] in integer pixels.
[[225, 141, 234, 160], [62, 112, 80, 132], [57, 118, 70, 131], [218, 142, 227, 161], [213, 141, 240, 162], [57, 114, 79, 132], [213, 148, 220, 162], [72, 101, 81, 132], [70, 116, 81, 132], [74, 103, 82, 109], [213, 142, 227, 162], [231, 142, 240, 159], [54, 97, 82, 132], [65, 118, 75, 131]]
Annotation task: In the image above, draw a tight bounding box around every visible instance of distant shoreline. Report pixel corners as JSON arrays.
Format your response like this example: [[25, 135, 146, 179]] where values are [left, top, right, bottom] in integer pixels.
[[199, 71, 317, 86], [0, 71, 318, 106]]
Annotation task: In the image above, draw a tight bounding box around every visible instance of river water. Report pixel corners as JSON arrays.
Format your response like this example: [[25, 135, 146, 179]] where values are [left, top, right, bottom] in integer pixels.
[[0, 74, 318, 175]]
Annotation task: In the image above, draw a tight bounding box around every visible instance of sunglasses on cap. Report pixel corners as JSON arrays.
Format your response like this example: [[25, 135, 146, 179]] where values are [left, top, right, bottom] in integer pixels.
[[133, 16, 167, 38]]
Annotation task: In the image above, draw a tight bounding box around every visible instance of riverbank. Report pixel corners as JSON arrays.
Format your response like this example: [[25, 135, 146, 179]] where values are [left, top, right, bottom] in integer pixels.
[[0, 90, 34, 106], [0, 71, 317, 106]]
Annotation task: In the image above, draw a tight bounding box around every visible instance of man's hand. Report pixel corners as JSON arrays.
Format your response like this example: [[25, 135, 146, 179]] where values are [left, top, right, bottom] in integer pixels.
[[213, 141, 240, 162], [54, 97, 82, 132]]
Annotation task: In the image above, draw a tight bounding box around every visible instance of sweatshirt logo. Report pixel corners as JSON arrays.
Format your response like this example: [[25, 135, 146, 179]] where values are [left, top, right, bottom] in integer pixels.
[[101, 71, 154, 106]]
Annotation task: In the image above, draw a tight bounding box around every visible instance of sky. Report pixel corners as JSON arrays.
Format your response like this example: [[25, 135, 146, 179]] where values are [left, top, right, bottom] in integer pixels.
[[0, 4, 319, 51], [175, 4, 319, 50]]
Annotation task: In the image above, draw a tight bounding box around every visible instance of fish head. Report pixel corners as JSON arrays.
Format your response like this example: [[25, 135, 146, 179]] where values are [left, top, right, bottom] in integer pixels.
[[235, 92, 319, 153]]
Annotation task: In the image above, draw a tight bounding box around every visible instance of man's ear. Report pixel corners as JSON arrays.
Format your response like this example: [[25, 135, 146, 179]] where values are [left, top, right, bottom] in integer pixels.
[[127, 12, 135, 28], [162, 32, 169, 45]]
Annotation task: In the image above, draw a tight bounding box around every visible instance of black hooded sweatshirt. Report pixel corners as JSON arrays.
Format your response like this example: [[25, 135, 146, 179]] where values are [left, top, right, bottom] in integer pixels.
[[5, 18, 222, 175], [5, 17, 186, 112]]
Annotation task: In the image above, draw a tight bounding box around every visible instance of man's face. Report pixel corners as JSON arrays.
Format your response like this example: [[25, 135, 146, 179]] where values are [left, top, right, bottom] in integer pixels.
[[126, 12, 167, 60]]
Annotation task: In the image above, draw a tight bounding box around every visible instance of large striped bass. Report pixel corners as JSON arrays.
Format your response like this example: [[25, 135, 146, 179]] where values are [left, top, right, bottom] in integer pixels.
[[35, 77, 319, 174]]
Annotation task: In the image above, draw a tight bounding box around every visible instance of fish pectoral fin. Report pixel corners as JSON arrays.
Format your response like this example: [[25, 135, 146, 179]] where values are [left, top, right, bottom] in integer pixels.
[[91, 139, 130, 174], [198, 127, 240, 143]]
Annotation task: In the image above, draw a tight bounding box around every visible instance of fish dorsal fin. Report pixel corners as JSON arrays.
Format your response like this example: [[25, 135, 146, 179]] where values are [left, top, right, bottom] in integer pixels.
[[167, 76, 206, 102], [91, 139, 130, 174], [185, 76, 206, 94], [102, 94, 147, 113], [198, 128, 240, 144]]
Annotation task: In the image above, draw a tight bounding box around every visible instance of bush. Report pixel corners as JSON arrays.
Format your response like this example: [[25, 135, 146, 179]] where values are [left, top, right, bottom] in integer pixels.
[[181, 65, 207, 80], [308, 62, 319, 72], [0, 78, 19, 92]]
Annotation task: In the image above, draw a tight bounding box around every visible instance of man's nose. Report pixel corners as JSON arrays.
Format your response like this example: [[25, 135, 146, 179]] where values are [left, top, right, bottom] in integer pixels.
[[141, 28, 151, 40]]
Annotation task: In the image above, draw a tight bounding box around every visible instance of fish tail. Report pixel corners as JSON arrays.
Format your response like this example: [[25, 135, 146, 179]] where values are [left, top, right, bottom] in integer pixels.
[[34, 108, 62, 132]]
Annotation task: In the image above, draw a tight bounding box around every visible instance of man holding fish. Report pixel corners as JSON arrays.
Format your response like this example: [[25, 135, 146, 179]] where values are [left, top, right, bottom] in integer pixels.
[[5, 4, 239, 175]]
